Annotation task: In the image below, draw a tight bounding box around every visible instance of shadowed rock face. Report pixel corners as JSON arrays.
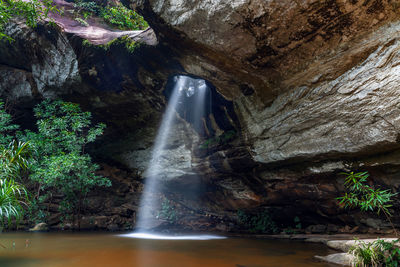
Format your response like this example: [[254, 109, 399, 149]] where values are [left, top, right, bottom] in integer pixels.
[[2, 1, 400, 232]]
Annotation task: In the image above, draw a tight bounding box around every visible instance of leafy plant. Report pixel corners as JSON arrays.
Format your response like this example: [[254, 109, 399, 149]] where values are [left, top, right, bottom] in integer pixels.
[[237, 209, 278, 234], [349, 239, 400, 267], [337, 171, 397, 235], [82, 35, 141, 53], [0, 141, 30, 227], [74, 17, 89, 27], [283, 216, 302, 234], [0, 0, 58, 41], [157, 199, 178, 224], [19, 100, 111, 227], [0, 102, 19, 147], [99, 4, 148, 30], [0, 177, 28, 226], [376, 239, 400, 267], [73, 0, 101, 15]]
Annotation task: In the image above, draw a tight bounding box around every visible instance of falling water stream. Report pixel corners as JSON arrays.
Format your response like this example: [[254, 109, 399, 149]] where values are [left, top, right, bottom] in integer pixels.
[[123, 75, 224, 240]]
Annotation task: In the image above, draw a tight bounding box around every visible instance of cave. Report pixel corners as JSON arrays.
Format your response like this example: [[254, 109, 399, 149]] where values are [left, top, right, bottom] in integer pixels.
[[1, 0, 400, 266]]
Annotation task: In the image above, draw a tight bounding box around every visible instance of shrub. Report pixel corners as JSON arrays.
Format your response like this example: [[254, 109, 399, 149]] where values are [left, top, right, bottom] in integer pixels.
[[74, 17, 89, 27], [157, 199, 178, 224], [0, 102, 19, 147], [73, 0, 101, 15], [0, 0, 58, 41], [19, 100, 111, 226], [0, 177, 28, 227], [82, 35, 141, 53], [237, 209, 278, 233], [337, 171, 397, 235], [99, 4, 148, 30], [349, 239, 400, 267], [0, 141, 31, 227]]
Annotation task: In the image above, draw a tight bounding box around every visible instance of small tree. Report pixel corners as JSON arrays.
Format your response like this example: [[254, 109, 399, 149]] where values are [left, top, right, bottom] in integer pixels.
[[337, 171, 397, 235], [21, 100, 111, 227]]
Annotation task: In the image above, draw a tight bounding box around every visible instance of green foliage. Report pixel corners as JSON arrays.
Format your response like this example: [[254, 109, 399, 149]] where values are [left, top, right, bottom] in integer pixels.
[[0, 100, 108, 227], [237, 209, 278, 234], [337, 171, 396, 216], [157, 199, 178, 224], [74, 17, 89, 27], [349, 239, 400, 267], [0, 141, 30, 227], [19, 100, 111, 223], [26, 199, 48, 224], [0, 102, 18, 147], [99, 4, 148, 30], [200, 130, 236, 149], [73, 0, 101, 15], [0, 141, 30, 179], [74, 1, 147, 52], [283, 216, 302, 234], [73, 0, 148, 31], [294, 216, 302, 230], [0, 0, 58, 41], [82, 35, 141, 53], [0, 178, 28, 226]]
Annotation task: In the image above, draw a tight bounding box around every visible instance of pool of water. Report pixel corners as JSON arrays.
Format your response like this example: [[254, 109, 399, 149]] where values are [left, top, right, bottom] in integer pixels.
[[0, 232, 336, 267]]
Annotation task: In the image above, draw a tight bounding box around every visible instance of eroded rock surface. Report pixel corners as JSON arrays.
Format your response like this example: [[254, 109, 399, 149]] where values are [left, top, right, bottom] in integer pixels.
[[0, 21, 80, 100]]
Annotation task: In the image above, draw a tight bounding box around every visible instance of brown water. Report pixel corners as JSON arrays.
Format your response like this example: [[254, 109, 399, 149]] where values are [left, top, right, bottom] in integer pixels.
[[0, 233, 335, 267]]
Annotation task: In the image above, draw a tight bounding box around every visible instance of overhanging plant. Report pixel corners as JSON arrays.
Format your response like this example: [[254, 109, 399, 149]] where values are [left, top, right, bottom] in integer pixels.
[[337, 171, 398, 236]]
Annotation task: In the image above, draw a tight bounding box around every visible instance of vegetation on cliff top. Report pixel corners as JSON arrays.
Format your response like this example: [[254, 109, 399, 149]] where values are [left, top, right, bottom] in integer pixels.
[[0, 0, 57, 41], [73, 0, 148, 30], [0, 0, 148, 41]]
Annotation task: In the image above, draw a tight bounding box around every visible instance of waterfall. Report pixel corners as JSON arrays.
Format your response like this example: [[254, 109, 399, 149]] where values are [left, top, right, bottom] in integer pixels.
[[122, 75, 224, 240]]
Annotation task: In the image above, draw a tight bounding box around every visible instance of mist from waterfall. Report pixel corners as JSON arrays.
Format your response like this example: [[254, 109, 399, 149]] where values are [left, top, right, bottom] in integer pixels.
[[127, 75, 224, 239]]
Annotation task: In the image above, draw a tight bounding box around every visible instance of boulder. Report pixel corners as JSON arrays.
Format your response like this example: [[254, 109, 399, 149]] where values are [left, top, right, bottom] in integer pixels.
[[327, 238, 399, 252], [315, 253, 353, 266], [306, 224, 327, 234], [29, 223, 49, 232]]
